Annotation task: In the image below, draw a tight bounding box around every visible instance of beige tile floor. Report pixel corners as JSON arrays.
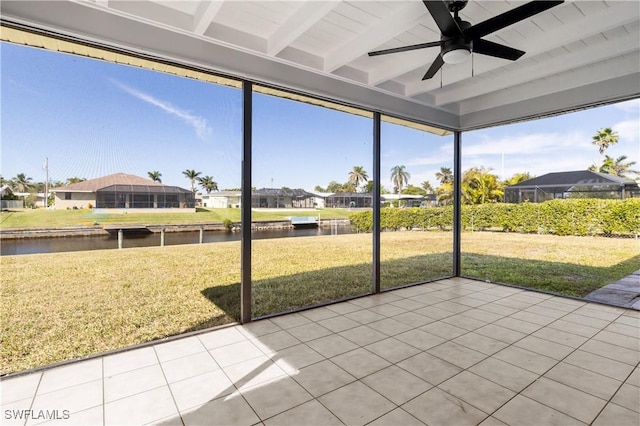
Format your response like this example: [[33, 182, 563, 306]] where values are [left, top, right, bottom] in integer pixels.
[[2, 278, 639, 426]]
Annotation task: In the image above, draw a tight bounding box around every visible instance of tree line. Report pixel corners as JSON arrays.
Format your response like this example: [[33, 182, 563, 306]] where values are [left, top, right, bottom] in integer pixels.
[[3, 128, 636, 205], [314, 127, 638, 206]]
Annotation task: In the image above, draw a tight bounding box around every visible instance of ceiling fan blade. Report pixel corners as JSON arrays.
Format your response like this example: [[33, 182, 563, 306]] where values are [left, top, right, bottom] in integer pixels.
[[422, 55, 444, 80], [368, 41, 441, 57], [423, 1, 462, 37], [465, 1, 564, 40], [473, 39, 525, 61]]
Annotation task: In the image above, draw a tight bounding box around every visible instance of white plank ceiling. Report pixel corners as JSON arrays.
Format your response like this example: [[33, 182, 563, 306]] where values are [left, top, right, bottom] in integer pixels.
[[1, 0, 639, 131]]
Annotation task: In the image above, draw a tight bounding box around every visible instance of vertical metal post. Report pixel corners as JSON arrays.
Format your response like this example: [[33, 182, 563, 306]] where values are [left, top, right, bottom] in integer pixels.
[[199, 227, 204, 244], [453, 131, 462, 277], [118, 229, 123, 249], [241, 81, 253, 324], [372, 112, 381, 293], [161, 228, 165, 246]]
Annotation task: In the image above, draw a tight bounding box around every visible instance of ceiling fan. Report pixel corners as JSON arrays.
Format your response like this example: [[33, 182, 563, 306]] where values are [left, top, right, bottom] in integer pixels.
[[368, 0, 564, 80]]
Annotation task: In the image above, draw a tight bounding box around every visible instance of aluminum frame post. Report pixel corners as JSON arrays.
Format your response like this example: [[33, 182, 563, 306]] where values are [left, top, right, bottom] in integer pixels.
[[372, 112, 381, 293], [241, 81, 252, 323], [453, 130, 462, 277]]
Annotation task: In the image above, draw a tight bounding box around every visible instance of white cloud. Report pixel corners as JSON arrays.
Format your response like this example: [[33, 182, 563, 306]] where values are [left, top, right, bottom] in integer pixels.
[[112, 80, 212, 141], [614, 118, 640, 144], [462, 130, 589, 157], [613, 99, 640, 114]]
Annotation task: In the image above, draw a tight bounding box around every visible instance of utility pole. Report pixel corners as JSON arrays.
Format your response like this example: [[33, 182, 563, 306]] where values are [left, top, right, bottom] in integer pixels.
[[43, 157, 49, 209]]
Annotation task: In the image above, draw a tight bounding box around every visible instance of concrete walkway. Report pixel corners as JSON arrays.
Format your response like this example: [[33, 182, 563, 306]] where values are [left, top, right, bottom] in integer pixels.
[[585, 270, 640, 310]]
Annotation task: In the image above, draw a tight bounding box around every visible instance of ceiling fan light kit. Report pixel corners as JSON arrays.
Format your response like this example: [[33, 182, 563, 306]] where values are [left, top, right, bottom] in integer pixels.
[[442, 40, 471, 64], [368, 0, 564, 80]]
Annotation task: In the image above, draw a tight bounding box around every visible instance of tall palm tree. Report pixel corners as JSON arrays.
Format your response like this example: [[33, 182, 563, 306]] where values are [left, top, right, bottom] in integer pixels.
[[435, 167, 453, 185], [147, 171, 162, 183], [11, 173, 33, 192], [198, 175, 219, 193], [347, 166, 369, 191], [182, 169, 202, 192], [591, 127, 619, 158], [390, 165, 410, 193]]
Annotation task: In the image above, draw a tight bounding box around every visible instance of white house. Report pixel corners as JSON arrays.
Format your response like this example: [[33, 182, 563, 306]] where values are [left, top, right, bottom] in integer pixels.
[[201, 191, 242, 208]]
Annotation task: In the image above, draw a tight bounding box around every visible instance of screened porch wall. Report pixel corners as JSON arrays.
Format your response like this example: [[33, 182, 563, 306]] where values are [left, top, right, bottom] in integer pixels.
[[96, 185, 195, 208]]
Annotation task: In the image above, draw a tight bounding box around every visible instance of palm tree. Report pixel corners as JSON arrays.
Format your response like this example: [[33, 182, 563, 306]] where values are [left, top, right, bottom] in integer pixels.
[[11, 173, 33, 192], [182, 169, 202, 192], [347, 166, 369, 191], [65, 177, 86, 185], [436, 182, 453, 206], [390, 165, 410, 193], [421, 180, 434, 194], [147, 171, 162, 183], [341, 182, 357, 193], [435, 167, 454, 185], [462, 167, 503, 204], [197, 175, 219, 193], [504, 172, 532, 186], [591, 127, 619, 158], [591, 155, 639, 178]]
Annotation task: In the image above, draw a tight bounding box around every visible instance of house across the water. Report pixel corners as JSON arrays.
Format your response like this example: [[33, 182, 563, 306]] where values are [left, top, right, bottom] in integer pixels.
[[51, 173, 195, 212], [200, 190, 242, 208], [504, 170, 640, 203], [251, 188, 317, 208]]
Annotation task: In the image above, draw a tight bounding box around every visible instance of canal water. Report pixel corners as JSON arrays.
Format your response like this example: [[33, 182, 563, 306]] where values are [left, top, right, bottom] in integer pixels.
[[1, 227, 355, 256]]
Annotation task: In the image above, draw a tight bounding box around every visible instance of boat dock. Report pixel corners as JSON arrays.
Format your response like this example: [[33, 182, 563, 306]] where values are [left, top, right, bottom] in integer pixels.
[[290, 216, 319, 228]]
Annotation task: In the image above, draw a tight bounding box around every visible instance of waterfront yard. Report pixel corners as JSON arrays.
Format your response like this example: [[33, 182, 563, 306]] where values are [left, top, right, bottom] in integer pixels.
[[2, 231, 638, 374], [0, 207, 353, 229]]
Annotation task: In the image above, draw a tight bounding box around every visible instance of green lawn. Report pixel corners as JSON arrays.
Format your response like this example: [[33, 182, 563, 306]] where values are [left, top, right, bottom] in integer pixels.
[[1, 231, 637, 374], [0, 207, 354, 229]]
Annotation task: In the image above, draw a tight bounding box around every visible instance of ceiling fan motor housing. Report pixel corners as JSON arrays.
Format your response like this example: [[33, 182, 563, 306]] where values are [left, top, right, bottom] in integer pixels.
[[445, 0, 469, 14]]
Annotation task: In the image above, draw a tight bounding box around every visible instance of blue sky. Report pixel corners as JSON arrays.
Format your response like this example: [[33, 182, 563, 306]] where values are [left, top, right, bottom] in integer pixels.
[[2, 41, 639, 192]]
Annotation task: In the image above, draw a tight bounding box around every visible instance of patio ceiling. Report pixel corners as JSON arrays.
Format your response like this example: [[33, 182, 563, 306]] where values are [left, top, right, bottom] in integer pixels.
[[1, 0, 639, 131]]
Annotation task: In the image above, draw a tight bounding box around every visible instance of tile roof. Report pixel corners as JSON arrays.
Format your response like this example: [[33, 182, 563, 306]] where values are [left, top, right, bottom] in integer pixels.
[[53, 173, 165, 192], [508, 170, 637, 188]]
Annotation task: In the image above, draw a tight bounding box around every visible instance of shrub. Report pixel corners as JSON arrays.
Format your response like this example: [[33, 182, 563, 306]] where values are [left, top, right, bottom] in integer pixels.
[[222, 218, 234, 231], [349, 199, 639, 236]]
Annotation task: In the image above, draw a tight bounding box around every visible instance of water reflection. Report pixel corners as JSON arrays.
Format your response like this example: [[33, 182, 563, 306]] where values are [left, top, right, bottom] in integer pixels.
[[1, 226, 354, 256]]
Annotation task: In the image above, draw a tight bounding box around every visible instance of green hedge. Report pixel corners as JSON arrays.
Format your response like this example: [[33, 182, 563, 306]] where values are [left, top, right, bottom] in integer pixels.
[[349, 199, 640, 236]]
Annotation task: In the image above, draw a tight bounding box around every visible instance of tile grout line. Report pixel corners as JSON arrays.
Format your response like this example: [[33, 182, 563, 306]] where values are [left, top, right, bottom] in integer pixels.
[[23, 372, 43, 426], [481, 305, 634, 426], [101, 357, 105, 426], [386, 289, 599, 423], [404, 283, 638, 423], [587, 360, 640, 426], [151, 345, 184, 426], [203, 327, 284, 424]]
